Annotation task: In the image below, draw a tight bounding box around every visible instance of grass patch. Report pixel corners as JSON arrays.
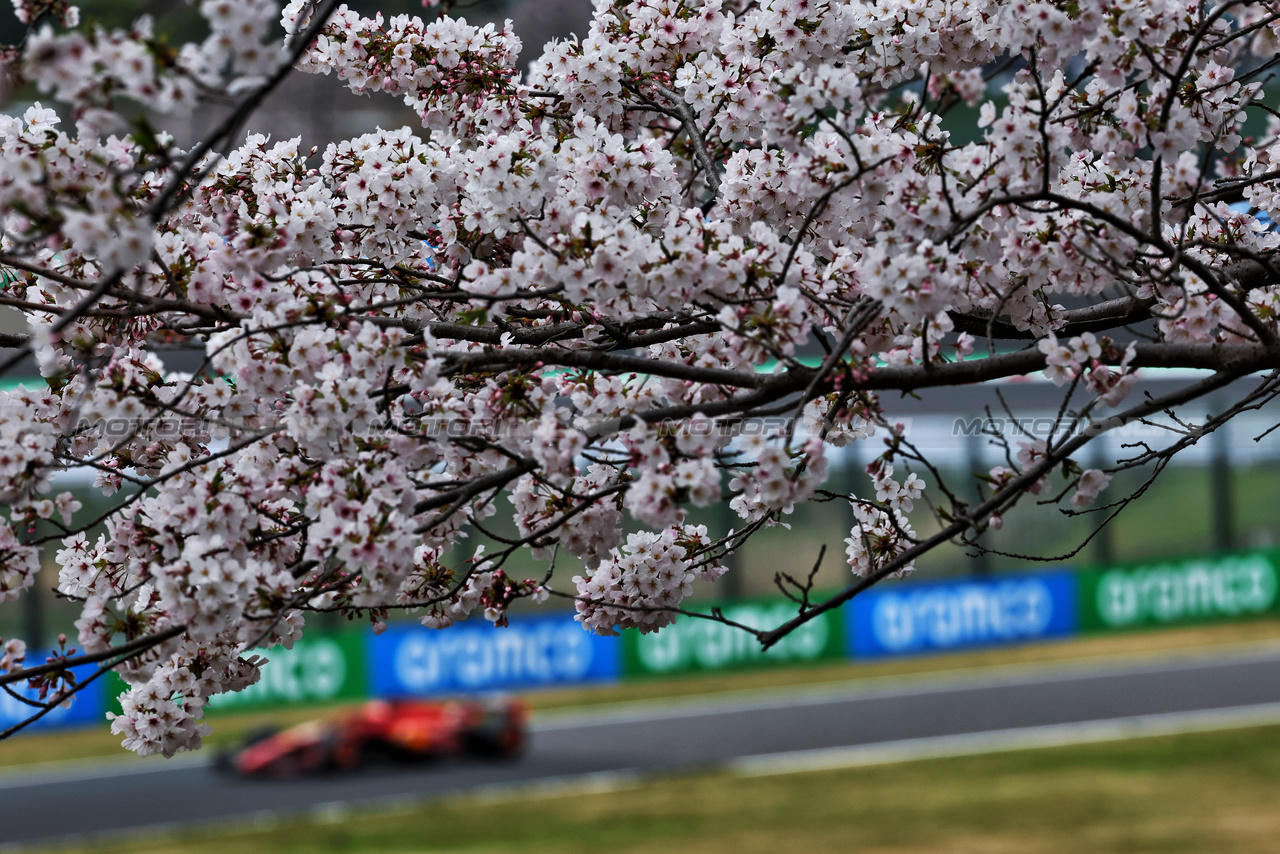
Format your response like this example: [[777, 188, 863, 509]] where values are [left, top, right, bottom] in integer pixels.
[[5, 617, 1280, 771], [32, 723, 1280, 854]]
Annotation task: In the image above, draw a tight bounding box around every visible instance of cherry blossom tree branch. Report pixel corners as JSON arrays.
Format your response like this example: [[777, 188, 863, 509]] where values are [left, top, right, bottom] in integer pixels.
[[757, 366, 1250, 648], [0, 625, 187, 689]]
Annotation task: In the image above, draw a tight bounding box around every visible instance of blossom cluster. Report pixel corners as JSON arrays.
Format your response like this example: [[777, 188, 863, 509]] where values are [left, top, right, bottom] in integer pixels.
[[1037, 332, 1139, 407], [1, 0, 1278, 756], [572, 524, 723, 635], [844, 461, 924, 579]]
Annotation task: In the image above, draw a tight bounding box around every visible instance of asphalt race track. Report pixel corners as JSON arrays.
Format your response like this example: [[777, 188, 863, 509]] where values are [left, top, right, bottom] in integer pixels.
[[5, 645, 1280, 848]]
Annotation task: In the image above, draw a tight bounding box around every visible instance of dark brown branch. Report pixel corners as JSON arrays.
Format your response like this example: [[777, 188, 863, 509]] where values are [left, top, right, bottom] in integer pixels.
[[757, 366, 1249, 648], [948, 295, 1157, 340], [440, 347, 762, 388], [0, 625, 187, 688]]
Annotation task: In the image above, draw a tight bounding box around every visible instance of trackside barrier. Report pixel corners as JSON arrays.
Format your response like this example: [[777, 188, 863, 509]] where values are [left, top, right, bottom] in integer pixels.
[[205, 629, 368, 713], [101, 629, 369, 718], [1078, 549, 1280, 632], [0, 656, 105, 734], [17, 549, 1280, 735], [848, 570, 1078, 658], [621, 596, 846, 677], [370, 612, 621, 696]]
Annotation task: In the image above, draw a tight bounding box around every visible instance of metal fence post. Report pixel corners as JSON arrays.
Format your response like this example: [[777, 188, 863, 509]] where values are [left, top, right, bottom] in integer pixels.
[[23, 576, 43, 652], [1210, 403, 1235, 553]]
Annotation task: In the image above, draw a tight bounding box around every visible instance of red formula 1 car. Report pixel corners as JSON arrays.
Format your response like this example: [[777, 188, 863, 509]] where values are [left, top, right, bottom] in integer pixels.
[[219, 698, 528, 777]]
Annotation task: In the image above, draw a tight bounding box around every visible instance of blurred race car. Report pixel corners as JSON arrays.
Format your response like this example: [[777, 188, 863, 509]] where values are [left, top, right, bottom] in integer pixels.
[[219, 698, 527, 777]]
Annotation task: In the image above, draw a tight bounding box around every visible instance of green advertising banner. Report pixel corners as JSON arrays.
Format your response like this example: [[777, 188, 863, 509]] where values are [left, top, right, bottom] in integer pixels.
[[1079, 549, 1280, 632], [204, 630, 368, 713], [622, 597, 845, 677], [103, 630, 369, 718]]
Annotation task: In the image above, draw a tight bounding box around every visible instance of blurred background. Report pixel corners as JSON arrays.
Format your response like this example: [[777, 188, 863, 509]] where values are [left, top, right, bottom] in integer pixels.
[[5, 3, 1280, 853], [3, 376, 1275, 647]]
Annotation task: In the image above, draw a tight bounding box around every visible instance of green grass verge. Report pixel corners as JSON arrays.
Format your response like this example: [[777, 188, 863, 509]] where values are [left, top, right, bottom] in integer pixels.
[[30, 722, 1280, 854], [6, 617, 1280, 771]]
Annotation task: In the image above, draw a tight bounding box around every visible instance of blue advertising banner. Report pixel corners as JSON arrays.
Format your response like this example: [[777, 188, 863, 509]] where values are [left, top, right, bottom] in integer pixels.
[[369, 612, 622, 696], [849, 571, 1078, 658], [0, 659, 106, 734]]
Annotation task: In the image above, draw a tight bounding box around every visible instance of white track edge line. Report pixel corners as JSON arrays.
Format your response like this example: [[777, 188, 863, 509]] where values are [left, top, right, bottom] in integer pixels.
[[729, 702, 1280, 778], [533, 642, 1280, 730]]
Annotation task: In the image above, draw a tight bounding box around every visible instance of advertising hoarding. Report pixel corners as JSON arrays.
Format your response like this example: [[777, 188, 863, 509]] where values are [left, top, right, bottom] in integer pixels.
[[848, 571, 1078, 658], [369, 612, 621, 696], [622, 597, 845, 676], [0, 658, 106, 733], [206, 630, 368, 712], [1079, 551, 1280, 631]]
